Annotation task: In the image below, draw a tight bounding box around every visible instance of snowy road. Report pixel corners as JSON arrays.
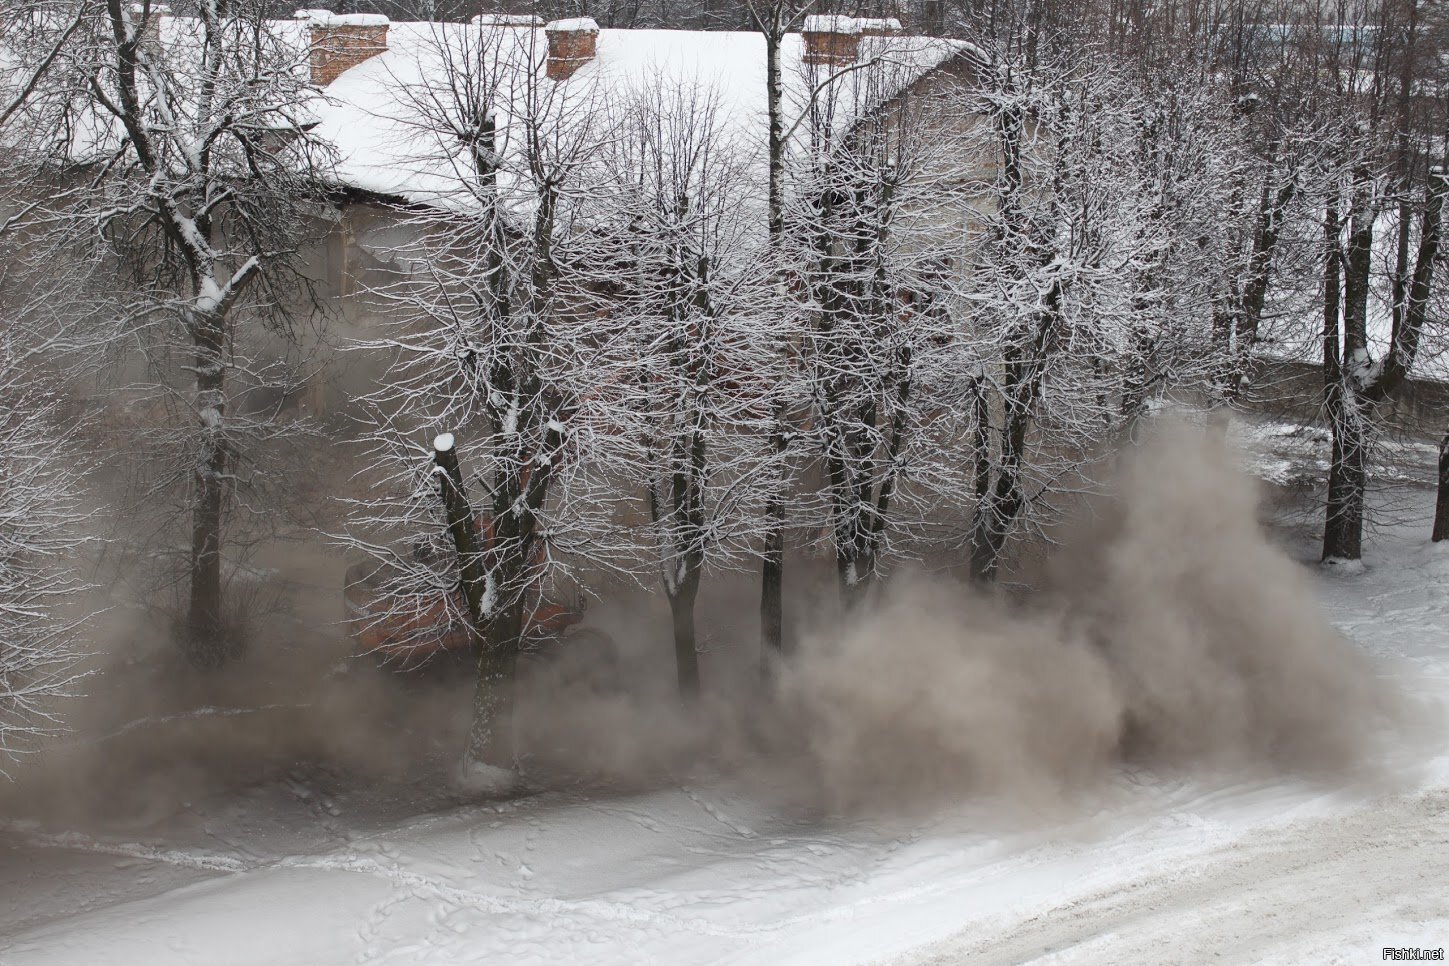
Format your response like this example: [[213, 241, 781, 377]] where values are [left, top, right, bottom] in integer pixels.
[[4, 753, 1446, 965], [2, 482, 1447, 965], [911, 787, 1449, 965]]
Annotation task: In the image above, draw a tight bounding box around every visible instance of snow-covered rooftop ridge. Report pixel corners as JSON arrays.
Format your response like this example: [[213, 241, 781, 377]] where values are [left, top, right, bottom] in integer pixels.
[[470, 13, 542, 26], [13, 18, 961, 208], [546, 17, 599, 32], [295, 9, 389, 26], [802, 15, 864, 34], [303, 24, 973, 207]]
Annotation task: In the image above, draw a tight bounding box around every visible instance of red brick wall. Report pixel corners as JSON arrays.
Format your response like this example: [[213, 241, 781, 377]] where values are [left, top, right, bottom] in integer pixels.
[[546, 29, 597, 80], [309, 24, 389, 87], [802, 30, 860, 66]]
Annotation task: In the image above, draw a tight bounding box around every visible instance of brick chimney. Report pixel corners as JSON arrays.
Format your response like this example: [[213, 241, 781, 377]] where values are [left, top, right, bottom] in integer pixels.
[[128, 2, 168, 48], [801, 15, 862, 66], [297, 10, 389, 87], [545, 17, 598, 81]]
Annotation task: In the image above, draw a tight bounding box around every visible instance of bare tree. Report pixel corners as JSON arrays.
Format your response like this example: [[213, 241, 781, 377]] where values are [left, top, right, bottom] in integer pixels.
[[0, 292, 95, 768], [784, 52, 974, 602], [1310, 0, 1445, 564], [743, 0, 812, 660], [2, 0, 331, 666], [1319, 161, 1444, 562], [948, 40, 1240, 580], [589, 79, 791, 695], [339, 24, 627, 782], [1118, 81, 1253, 431]]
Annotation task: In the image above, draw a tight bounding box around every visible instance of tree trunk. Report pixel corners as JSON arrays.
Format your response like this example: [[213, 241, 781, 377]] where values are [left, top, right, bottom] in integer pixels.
[[435, 434, 521, 775], [968, 466, 1022, 583], [967, 280, 1056, 583], [1213, 175, 1294, 404], [970, 399, 1028, 584], [184, 311, 230, 668], [668, 581, 701, 699], [757, 23, 787, 673], [1433, 433, 1449, 543], [433, 434, 487, 633], [1322, 386, 1367, 563], [1321, 172, 1374, 563], [469, 600, 521, 770], [186, 452, 226, 663], [760, 495, 784, 660], [835, 539, 877, 608]]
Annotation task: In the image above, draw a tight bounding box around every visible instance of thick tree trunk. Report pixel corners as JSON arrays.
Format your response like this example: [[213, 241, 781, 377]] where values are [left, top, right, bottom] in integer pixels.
[[469, 600, 521, 770], [432, 434, 487, 632], [764, 33, 784, 248], [1320, 172, 1374, 563], [968, 281, 1056, 583], [968, 467, 1022, 583], [759, 507, 783, 660], [186, 452, 226, 662], [1322, 386, 1367, 563], [184, 312, 230, 668], [970, 397, 1029, 583], [1433, 433, 1449, 543], [1318, 164, 1441, 562], [667, 581, 701, 699], [434, 434, 522, 775]]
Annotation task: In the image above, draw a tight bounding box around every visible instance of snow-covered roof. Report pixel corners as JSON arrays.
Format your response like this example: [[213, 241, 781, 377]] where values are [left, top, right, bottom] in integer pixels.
[[305, 23, 974, 208], [469, 14, 543, 27], [802, 15, 864, 34], [545, 17, 600, 33], [295, 9, 389, 27], [0, 15, 974, 215]]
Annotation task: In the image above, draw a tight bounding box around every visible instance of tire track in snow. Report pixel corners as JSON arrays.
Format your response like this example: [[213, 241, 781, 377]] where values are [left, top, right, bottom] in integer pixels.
[[271, 851, 754, 939], [0, 825, 249, 874], [681, 786, 755, 838], [904, 789, 1449, 965]]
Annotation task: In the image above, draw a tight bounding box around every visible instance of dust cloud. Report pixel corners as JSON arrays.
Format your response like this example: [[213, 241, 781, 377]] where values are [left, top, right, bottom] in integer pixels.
[[0, 423, 1410, 831], [0, 543, 477, 829], [772, 425, 1402, 813]]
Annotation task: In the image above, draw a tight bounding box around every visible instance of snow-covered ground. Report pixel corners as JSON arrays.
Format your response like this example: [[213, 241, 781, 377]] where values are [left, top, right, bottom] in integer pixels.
[[2, 425, 1447, 965]]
